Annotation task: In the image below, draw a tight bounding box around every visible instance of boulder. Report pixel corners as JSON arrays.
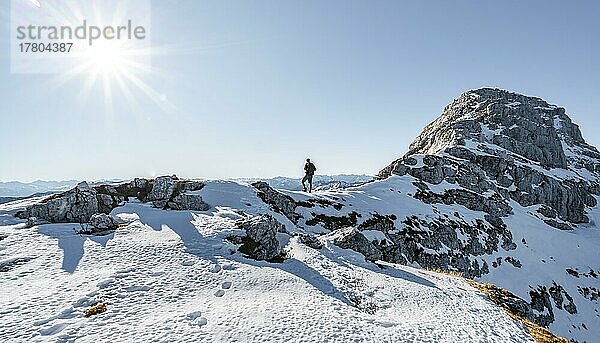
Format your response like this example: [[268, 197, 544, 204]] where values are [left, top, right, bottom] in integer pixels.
[[20, 182, 99, 223], [146, 175, 177, 200], [89, 213, 122, 231], [94, 185, 126, 214], [297, 233, 323, 249], [114, 178, 153, 200], [146, 175, 178, 207], [174, 180, 205, 193], [252, 182, 299, 223], [236, 215, 284, 260], [131, 178, 149, 189], [328, 227, 382, 261], [166, 194, 209, 211]]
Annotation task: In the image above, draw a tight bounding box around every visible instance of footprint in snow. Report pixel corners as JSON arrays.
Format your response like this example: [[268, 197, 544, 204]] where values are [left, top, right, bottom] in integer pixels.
[[196, 317, 208, 326], [186, 311, 202, 320], [125, 285, 152, 292], [186, 311, 208, 327], [221, 281, 232, 290], [39, 323, 69, 336], [209, 264, 222, 273], [214, 289, 225, 297]]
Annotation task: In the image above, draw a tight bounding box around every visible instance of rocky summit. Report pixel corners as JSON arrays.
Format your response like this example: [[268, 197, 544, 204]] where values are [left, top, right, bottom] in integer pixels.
[[379, 88, 600, 228]]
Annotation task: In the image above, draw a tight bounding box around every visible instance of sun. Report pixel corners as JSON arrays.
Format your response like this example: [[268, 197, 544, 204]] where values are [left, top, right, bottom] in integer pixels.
[[14, 0, 177, 115], [84, 41, 126, 74]]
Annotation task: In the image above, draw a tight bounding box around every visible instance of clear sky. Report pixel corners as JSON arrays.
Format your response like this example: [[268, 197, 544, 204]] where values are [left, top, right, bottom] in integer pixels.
[[0, 0, 599, 182]]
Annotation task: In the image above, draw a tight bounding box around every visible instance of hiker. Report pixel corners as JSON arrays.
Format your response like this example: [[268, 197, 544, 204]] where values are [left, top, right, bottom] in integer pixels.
[[302, 158, 317, 193]]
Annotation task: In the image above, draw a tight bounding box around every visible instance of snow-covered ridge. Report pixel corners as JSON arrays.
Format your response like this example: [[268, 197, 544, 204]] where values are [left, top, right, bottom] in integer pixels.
[[0, 181, 537, 343], [2, 88, 598, 342]]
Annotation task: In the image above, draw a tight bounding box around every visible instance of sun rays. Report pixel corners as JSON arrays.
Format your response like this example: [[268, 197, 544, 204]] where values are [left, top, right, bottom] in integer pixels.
[[14, 0, 178, 116]]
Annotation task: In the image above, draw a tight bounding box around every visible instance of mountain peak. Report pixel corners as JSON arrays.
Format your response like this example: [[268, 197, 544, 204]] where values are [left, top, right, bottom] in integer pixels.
[[404, 88, 599, 172]]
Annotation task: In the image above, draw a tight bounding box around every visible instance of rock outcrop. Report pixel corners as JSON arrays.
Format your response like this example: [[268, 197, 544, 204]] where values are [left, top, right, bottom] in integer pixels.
[[326, 227, 382, 262], [146, 175, 177, 208], [167, 194, 209, 211], [252, 181, 300, 223], [16, 176, 208, 225], [17, 182, 99, 224], [235, 215, 284, 261], [297, 233, 324, 250]]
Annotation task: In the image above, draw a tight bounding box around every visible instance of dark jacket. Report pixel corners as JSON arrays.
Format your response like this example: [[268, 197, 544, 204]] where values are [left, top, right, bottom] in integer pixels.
[[304, 162, 316, 175]]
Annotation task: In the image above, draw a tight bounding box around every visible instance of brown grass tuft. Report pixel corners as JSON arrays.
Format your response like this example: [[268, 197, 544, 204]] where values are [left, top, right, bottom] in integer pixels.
[[84, 303, 107, 317], [467, 280, 569, 343]]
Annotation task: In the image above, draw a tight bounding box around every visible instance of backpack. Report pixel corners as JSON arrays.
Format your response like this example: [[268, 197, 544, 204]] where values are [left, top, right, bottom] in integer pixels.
[[307, 162, 316, 175]]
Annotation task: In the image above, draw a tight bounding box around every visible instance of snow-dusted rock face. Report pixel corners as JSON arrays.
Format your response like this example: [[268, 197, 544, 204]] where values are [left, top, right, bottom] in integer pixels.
[[379, 88, 600, 227], [146, 175, 177, 208], [252, 181, 300, 223], [326, 227, 382, 262], [405, 88, 598, 170], [166, 194, 209, 211]]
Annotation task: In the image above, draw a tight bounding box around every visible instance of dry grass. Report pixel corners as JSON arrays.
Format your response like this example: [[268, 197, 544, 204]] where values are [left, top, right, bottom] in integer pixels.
[[425, 267, 465, 278], [467, 280, 569, 343], [84, 303, 107, 318]]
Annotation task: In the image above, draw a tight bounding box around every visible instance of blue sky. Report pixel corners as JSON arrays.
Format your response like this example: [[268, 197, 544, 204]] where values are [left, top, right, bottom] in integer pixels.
[[0, 0, 599, 182]]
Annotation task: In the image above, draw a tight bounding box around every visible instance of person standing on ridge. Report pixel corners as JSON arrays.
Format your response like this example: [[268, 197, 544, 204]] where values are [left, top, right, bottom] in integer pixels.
[[302, 158, 317, 193]]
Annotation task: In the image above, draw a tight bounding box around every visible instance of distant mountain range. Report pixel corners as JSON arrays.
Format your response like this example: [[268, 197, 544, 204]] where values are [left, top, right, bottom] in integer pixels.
[[0, 175, 373, 201], [0, 180, 79, 198]]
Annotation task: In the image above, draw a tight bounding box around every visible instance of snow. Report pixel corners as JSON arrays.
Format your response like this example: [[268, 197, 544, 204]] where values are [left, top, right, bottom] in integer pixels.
[[281, 175, 600, 342], [361, 230, 388, 243], [482, 200, 600, 340], [0, 183, 536, 343], [479, 123, 501, 143], [409, 154, 427, 168]]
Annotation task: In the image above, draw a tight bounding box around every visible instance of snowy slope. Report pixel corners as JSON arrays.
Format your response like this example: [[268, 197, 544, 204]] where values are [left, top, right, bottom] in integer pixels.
[[0, 182, 535, 343], [277, 176, 600, 341]]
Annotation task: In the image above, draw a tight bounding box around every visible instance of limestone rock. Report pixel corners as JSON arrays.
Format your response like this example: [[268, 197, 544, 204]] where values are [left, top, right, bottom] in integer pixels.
[[252, 182, 299, 223], [146, 175, 178, 205], [89, 213, 122, 231], [328, 227, 382, 262], [379, 88, 600, 225], [166, 194, 209, 211], [236, 215, 284, 261], [297, 233, 323, 249], [19, 182, 99, 223]]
